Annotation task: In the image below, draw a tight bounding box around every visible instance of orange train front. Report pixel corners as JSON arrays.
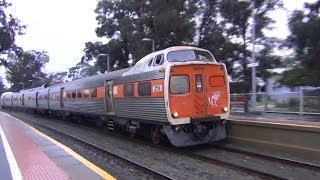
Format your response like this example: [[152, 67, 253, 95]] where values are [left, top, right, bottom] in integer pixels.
[[1, 46, 230, 147], [113, 46, 229, 146]]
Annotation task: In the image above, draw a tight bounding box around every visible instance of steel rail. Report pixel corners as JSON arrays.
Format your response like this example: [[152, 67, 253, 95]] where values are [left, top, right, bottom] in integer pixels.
[[23, 118, 175, 180], [212, 145, 320, 172], [181, 151, 287, 180]]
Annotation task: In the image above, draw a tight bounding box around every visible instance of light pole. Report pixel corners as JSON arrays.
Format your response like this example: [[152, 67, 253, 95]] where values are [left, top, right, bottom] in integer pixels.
[[251, 0, 257, 110], [240, 0, 258, 110], [97, 54, 110, 72], [142, 38, 155, 52]]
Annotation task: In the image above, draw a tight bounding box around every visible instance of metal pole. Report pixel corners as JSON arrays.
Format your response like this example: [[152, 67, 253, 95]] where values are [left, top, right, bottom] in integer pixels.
[[106, 54, 110, 72], [299, 87, 304, 115], [152, 39, 155, 52], [251, 1, 257, 110]]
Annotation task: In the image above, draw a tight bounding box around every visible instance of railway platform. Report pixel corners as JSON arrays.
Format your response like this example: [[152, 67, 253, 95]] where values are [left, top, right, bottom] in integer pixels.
[[227, 112, 320, 161], [230, 112, 320, 126], [0, 111, 115, 180]]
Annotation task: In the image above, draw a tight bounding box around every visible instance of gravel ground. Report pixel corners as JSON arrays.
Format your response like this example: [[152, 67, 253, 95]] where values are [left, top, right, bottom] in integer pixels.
[[190, 146, 320, 180], [7, 111, 259, 180]]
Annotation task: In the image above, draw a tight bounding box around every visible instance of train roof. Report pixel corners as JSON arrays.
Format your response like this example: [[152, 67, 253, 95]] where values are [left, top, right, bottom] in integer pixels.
[[1, 92, 14, 99], [48, 67, 131, 90], [134, 46, 210, 65], [124, 46, 212, 76]]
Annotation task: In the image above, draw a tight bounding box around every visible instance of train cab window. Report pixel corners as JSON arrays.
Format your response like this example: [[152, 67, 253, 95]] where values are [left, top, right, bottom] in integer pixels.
[[84, 89, 90, 98], [77, 90, 83, 98], [124, 84, 134, 97], [91, 88, 97, 98], [138, 82, 151, 96], [153, 54, 164, 66], [72, 91, 77, 98], [170, 75, 190, 94]]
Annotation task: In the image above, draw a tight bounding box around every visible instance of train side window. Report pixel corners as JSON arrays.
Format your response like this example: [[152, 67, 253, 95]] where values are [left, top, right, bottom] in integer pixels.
[[91, 88, 97, 98], [67, 92, 71, 99], [170, 75, 190, 94], [124, 84, 134, 97], [77, 90, 83, 98], [153, 54, 164, 66], [84, 89, 90, 98], [72, 91, 77, 98], [138, 82, 151, 96]]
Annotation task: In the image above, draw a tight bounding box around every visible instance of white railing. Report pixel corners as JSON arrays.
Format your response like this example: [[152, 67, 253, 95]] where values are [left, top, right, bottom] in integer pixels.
[[230, 87, 320, 115]]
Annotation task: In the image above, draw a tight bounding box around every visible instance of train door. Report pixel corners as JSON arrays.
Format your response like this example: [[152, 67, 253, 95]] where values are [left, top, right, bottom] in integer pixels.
[[60, 87, 64, 108], [11, 95, 13, 107], [193, 68, 206, 117], [36, 92, 39, 107], [105, 80, 114, 113], [22, 94, 25, 106]]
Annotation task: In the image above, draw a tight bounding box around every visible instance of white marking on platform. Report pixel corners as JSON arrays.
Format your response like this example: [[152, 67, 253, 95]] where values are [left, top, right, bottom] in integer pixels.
[[0, 125, 23, 180]]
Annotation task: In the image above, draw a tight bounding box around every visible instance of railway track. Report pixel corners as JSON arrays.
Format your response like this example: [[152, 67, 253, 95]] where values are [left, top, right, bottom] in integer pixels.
[[22, 117, 175, 180], [166, 147, 286, 180], [211, 145, 320, 172]]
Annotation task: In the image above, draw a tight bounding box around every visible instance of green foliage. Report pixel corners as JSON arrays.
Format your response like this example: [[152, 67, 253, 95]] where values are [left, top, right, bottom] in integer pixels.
[[0, 76, 6, 93], [282, 0, 320, 86], [0, 0, 26, 66], [77, 0, 283, 93], [279, 68, 318, 87], [219, 0, 282, 92], [5, 50, 49, 91], [68, 62, 98, 80], [45, 71, 68, 85], [82, 0, 197, 73]]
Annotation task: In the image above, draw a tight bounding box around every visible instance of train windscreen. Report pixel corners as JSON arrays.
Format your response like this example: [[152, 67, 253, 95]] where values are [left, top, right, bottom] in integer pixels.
[[167, 50, 216, 62]]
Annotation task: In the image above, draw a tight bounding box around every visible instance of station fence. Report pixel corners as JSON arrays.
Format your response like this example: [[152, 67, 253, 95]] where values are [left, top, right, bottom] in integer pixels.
[[230, 87, 320, 115]]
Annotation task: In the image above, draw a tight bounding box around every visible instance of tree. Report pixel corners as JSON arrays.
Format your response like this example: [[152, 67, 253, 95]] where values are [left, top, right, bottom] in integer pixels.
[[196, 0, 242, 77], [45, 71, 68, 85], [219, 0, 282, 92], [281, 0, 320, 86], [6, 50, 49, 91], [84, 0, 198, 72], [0, 76, 6, 93], [0, 0, 26, 66], [68, 61, 98, 80]]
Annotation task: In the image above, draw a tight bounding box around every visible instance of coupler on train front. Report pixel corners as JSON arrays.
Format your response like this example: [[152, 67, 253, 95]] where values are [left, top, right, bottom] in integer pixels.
[[162, 120, 226, 147]]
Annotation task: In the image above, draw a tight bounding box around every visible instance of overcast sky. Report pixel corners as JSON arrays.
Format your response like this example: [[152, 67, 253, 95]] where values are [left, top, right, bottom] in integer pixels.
[[0, 0, 317, 86]]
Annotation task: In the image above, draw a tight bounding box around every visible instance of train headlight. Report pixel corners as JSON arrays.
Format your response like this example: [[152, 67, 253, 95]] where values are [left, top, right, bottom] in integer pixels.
[[223, 107, 228, 112], [173, 112, 179, 118]]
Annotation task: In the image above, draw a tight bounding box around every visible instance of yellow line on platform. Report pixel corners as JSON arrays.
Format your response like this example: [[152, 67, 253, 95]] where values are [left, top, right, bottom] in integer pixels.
[[7, 113, 116, 180]]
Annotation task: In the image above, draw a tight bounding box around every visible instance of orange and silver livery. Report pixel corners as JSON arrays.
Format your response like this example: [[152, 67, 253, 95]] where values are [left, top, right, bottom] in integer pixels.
[[1, 46, 230, 147]]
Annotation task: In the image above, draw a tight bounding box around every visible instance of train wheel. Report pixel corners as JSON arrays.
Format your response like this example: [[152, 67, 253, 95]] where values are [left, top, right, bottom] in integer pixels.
[[150, 126, 161, 145]]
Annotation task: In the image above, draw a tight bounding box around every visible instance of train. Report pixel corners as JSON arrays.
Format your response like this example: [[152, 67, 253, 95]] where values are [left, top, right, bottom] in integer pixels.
[[1, 46, 230, 147]]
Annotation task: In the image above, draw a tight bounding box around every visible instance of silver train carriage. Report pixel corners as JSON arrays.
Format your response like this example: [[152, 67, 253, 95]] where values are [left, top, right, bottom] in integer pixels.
[[1, 46, 230, 147]]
